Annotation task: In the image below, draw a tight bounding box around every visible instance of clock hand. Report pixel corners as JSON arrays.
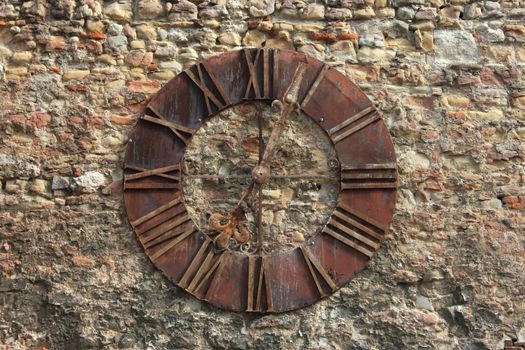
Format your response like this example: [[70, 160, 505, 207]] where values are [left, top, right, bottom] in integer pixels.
[[251, 62, 307, 184], [256, 106, 264, 253], [209, 182, 257, 250], [225, 63, 308, 218], [209, 63, 308, 250]]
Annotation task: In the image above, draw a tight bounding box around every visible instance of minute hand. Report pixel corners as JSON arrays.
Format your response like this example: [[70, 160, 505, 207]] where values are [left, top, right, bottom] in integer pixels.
[[251, 63, 307, 182]]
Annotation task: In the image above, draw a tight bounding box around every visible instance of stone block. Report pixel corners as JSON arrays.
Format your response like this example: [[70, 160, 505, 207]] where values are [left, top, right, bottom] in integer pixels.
[[217, 32, 241, 46], [103, 1, 132, 22], [11, 51, 32, 64], [72, 171, 106, 193], [137, 0, 164, 19], [248, 0, 275, 17], [63, 70, 90, 81], [434, 30, 481, 64]]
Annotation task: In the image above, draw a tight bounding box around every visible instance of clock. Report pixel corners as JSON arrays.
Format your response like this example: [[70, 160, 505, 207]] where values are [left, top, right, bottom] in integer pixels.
[[123, 48, 397, 313]]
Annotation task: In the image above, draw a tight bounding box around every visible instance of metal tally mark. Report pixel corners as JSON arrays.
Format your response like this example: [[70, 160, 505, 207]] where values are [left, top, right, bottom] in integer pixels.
[[341, 163, 398, 190], [131, 197, 195, 261], [142, 106, 196, 145], [244, 49, 273, 100], [328, 106, 380, 144], [179, 242, 229, 299], [124, 163, 181, 190], [323, 202, 386, 258], [246, 255, 273, 312], [185, 62, 231, 116], [300, 64, 329, 109], [300, 246, 336, 297]]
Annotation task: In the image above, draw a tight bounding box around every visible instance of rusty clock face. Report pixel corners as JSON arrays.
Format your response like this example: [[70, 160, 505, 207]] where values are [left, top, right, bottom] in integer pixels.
[[123, 49, 397, 313]]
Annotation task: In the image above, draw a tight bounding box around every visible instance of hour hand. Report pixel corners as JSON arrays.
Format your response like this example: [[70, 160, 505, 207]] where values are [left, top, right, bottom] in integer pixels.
[[207, 181, 259, 250]]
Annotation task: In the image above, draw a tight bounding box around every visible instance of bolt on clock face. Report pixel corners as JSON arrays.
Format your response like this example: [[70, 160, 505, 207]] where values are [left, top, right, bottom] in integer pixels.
[[123, 49, 398, 313], [182, 101, 339, 255]]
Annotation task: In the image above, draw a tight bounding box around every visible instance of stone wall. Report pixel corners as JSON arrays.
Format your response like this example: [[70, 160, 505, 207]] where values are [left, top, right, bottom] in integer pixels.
[[0, 0, 524, 349]]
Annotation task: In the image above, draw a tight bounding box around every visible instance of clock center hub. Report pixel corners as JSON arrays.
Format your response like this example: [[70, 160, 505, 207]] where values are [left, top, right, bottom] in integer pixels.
[[252, 164, 271, 184]]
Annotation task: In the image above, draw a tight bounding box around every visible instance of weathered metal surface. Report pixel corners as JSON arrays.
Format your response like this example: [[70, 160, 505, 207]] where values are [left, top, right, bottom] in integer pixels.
[[123, 48, 398, 313], [504, 340, 525, 350]]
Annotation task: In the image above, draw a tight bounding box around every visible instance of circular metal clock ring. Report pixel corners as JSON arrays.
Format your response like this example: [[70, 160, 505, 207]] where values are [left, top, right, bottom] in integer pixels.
[[123, 49, 398, 313]]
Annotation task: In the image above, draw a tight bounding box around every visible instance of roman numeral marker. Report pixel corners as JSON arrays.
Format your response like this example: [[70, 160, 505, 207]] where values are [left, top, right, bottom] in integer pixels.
[[323, 202, 386, 258], [300, 246, 336, 297], [300, 64, 329, 109], [131, 197, 182, 227], [124, 163, 181, 190], [328, 106, 380, 144], [179, 243, 228, 299], [142, 106, 196, 145], [149, 227, 196, 261], [131, 197, 196, 261], [341, 163, 398, 190], [244, 49, 273, 100], [246, 255, 273, 312], [272, 49, 280, 99], [185, 62, 231, 116]]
